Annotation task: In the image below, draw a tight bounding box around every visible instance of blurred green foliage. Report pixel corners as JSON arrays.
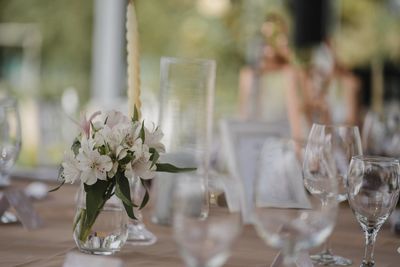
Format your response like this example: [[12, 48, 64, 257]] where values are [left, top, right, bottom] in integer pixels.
[[0, 0, 93, 101], [136, 0, 244, 119], [0, 0, 399, 112]]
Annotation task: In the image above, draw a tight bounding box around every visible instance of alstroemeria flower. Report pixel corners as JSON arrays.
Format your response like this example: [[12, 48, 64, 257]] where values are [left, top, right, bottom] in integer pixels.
[[61, 151, 81, 184], [124, 121, 141, 148], [125, 141, 156, 180], [94, 125, 125, 153], [77, 138, 113, 185], [144, 125, 165, 152]]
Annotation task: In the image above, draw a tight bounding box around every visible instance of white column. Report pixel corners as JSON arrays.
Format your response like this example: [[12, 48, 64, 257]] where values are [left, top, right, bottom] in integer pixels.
[[91, 0, 126, 105]]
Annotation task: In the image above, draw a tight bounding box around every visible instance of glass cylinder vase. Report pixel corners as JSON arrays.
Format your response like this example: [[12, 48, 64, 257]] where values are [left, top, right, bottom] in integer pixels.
[[152, 57, 216, 225], [73, 186, 129, 255]]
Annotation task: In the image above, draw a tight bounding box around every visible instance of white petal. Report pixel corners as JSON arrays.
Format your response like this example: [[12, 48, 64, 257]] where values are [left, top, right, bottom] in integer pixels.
[[124, 163, 134, 179], [81, 169, 97, 185]]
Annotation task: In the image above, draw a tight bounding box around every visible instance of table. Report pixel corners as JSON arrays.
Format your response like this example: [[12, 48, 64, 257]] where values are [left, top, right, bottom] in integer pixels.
[[0, 180, 399, 267]]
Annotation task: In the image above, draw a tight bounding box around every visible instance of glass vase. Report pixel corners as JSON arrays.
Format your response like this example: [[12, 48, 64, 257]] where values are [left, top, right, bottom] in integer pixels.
[[152, 57, 216, 225], [73, 186, 129, 255]]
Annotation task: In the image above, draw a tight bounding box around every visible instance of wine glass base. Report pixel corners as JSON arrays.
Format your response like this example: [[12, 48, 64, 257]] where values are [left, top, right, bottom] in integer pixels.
[[126, 222, 157, 246], [310, 252, 352, 266]]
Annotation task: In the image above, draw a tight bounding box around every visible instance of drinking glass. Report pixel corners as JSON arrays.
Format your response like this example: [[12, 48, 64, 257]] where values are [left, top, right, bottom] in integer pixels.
[[173, 173, 242, 267], [0, 97, 21, 187], [254, 138, 338, 267], [347, 156, 400, 267], [152, 57, 216, 225], [303, 123, 362, 266]]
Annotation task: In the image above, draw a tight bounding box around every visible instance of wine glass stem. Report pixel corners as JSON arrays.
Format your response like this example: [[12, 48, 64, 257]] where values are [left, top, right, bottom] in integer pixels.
[[362, 228, 378, 267]]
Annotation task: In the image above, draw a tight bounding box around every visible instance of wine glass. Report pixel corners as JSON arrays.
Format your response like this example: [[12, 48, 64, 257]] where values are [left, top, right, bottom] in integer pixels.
[[254, 138, 338, 267], [303, 123, 362, 266], [173, 173, 242, 267], [347, 156, 400, 267], [0, 96, 21, 187]]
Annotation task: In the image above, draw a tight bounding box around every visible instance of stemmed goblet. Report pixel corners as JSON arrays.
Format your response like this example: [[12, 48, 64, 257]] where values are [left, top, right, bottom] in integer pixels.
[[173, 173, 242, 267], [303, 123, 362, 266], [347, 156, 400, 267], [254, 138, 338, 267], [0, 96, 21, 187]]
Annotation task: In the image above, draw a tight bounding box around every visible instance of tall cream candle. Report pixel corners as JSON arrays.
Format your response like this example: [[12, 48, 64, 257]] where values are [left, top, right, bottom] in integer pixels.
[[126, 0, 141, 117]]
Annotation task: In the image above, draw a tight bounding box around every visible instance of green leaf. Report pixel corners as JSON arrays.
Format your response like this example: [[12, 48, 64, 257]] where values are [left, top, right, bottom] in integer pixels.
[[84, 180, 109, 228], [139, 179, 150, 210], [115, 173, 137, 219], [115, 175, 133, 207], [140, 121, 145, 143], [48, 179, 65, 192], [119, 153, 133, 165], [156, 163, 197, 173], [98, 145, 107, 155], [150, 149, 159, 168]]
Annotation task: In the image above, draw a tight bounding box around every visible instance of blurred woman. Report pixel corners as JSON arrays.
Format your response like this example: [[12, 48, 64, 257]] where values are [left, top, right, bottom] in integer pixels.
[[239, 13, 361, 143]]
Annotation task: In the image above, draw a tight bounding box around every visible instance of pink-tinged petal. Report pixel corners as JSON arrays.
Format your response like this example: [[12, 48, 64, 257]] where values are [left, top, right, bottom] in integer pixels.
[[80, 111, 101, 137]]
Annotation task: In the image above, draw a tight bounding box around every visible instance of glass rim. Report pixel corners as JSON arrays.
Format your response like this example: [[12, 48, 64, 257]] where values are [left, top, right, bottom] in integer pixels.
[[311, 122, 359, 130], [351, 155, 399, 165], [160, 56, 216, 67]]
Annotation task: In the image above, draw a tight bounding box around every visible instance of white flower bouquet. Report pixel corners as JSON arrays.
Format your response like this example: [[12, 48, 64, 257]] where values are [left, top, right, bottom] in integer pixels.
[[51, 108, 194, 242]]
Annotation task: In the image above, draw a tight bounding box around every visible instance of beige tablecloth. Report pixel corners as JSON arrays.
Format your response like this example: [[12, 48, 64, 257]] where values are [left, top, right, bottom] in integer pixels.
[[0, 181, 399, 267]]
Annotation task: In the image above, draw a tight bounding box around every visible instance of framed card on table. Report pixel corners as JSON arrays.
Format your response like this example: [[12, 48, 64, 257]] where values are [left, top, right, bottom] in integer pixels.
[[219, 119, 287, 224]]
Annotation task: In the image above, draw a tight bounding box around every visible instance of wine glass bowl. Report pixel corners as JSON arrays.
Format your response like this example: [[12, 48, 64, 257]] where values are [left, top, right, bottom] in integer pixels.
[[0, 97, 21, 187], [347, 155, 400, 267], [254, 138, 338, 266], [173, 173, 242, 267]]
